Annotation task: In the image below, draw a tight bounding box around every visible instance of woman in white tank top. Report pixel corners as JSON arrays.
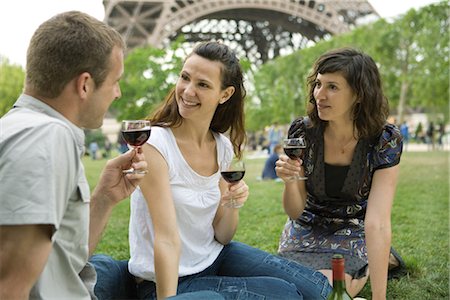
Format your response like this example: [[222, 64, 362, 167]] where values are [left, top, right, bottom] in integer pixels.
[[128, 41, 332, 300]]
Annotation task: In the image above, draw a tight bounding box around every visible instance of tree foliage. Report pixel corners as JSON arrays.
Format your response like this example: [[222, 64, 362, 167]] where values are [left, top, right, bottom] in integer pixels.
[[0, 57, 25, 117], [373, 2, 449, 122], [110, 37, 187, 120], [0, 3, 447, 127], [250, 1, 449, 129]]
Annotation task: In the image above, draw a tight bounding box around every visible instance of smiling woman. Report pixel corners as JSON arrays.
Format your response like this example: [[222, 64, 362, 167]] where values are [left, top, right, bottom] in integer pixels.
[[90, 41, 334, 300], [175, 54, 235, 122]]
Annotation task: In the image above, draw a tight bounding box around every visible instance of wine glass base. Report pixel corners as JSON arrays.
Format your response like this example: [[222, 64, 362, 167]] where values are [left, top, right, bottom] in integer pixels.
[[221, 199, 244, 208], [122, 169, 148, 175], [288, 175, 307, 181]]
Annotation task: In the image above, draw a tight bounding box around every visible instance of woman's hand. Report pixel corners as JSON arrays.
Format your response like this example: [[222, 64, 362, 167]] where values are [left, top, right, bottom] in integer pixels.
[[275, 154, 303, 183], [275, 154, 307, 220], [220, 180, 249, 208], [214, 179, 249, 244]]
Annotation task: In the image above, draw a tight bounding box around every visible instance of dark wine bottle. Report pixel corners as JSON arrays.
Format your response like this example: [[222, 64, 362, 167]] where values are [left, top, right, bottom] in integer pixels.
[[327, 254, 353, 300]]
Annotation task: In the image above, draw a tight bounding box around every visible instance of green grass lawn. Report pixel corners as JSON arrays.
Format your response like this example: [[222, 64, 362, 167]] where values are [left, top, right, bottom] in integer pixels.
[[85, 150, 449, 299]]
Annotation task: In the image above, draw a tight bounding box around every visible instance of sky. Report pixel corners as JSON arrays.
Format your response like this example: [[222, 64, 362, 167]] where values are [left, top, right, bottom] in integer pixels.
[[0, 0, 441, 67]]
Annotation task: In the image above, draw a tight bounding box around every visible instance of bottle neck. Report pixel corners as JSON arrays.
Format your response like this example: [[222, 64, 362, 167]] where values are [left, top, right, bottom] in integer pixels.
[[332, 258, 346, 290]]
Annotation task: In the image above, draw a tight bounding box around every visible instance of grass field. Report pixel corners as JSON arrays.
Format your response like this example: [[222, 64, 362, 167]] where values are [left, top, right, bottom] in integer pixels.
[[85, 150, 449, 299]]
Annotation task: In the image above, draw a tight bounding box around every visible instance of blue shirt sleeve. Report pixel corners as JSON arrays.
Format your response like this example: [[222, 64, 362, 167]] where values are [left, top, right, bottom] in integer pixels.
[[373, 123, 403, 170]]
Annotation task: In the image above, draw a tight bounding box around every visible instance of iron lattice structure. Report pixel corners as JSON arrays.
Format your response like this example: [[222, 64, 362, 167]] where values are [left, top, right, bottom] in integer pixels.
[[103, 0, 379, 64]]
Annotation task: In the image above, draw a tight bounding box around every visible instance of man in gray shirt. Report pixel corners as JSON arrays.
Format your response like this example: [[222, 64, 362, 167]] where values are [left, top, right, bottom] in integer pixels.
[[0, 11, 148, 299]]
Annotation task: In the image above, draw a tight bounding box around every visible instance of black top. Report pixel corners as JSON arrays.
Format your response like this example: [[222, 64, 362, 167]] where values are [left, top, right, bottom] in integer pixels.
[[278, 116, 403, 263], [324, 163, 349, 198]]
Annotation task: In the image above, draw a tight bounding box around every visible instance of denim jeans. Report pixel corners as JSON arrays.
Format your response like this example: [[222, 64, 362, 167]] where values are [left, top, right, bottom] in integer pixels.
[[89, 254, 137, 299], [90, 254, 225, 300], [136, 242, 331, 300], [167, 291, 225, 299], [91, 242, 331, 299]]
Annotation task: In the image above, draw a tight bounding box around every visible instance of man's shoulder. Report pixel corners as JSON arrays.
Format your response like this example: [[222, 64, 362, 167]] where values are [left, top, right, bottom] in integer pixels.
[[3, 106, 70, 132]]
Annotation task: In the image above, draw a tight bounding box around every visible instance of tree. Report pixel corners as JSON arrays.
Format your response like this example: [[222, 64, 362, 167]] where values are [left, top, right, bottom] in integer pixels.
[[110, 37, 187, 121], [375, 1, 449, 123], [249, 1, 449, 129], [407, 2, 449, 119], [0, 57, 25, 117]]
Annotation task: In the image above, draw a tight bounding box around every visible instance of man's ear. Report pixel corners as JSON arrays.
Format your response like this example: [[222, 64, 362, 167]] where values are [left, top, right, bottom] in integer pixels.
[[219, 86, 236, 104], [76, 72, 92, 100]]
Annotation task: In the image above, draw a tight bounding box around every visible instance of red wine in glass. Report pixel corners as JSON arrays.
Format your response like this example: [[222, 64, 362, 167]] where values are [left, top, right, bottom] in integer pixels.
[[283, 146, 305, 160], [121, 120, 151, 174], [220, 170, 245, 183], [220, 158, 245, 208], [121, 128, 151, 146], [283, 137, 307, 180]]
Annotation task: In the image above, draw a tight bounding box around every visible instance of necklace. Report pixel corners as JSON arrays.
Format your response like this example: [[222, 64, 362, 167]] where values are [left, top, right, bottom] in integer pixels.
[[339, 138, 357, 154], [324, 126, 358, 155]]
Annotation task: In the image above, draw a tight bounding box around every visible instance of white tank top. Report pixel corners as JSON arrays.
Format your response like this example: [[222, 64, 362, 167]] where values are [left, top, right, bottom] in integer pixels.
[[128, 126, 233, 281]]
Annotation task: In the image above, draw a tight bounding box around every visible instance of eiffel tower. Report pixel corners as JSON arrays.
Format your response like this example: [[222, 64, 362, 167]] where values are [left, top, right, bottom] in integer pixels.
[[103, 0, 379, 64]]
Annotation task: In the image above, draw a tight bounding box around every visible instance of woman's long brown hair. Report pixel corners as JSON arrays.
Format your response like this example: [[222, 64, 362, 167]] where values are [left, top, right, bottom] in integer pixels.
[[148, 41, 247, 158], [306, 47, 389, 140]]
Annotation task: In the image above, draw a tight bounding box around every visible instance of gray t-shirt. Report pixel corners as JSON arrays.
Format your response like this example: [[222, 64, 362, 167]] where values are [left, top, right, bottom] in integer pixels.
[[0, 94, 93, 299]]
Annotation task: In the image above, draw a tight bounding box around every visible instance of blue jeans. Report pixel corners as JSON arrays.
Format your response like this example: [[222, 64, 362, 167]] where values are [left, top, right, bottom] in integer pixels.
[[167, 291, 225, 299], [90, 255, 224, 300], [91, 242, 331, 299], [136, 242, 331, 299], [90, 254, 137, 299]]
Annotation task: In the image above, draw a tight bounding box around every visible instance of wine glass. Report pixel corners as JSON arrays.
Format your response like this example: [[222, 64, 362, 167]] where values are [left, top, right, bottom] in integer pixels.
[[121, 120, 151, 174], [220, 158, 246, 208], [283, 137, 307, 180]]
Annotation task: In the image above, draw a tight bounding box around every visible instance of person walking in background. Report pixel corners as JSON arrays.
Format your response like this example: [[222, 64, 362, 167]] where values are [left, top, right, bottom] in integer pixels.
[[426, 121, 435, 150], [258, 131, 268, 152], [399, 121, 409, 151], [98, 41, 332, 299], [414, 121, 425, 143], [276, 48, 404, 299], [0, 11, 148, 299], [437, 120, 446, 150], [104, 139, 112, 158], [268, 121, 283, 154], [89, 141, 99, 160]]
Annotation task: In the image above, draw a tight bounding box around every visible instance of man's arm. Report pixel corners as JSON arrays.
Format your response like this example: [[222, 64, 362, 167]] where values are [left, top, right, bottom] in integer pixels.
[[89, 148, 147, 255], [0, 224, 53, 299]]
